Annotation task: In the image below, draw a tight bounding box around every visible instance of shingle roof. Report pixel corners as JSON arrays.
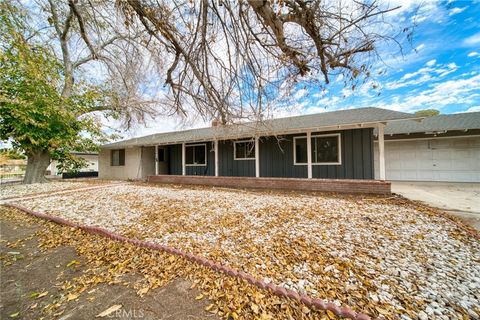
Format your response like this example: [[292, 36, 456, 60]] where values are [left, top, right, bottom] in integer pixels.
[[103, 107, 418, 148], [382, 112, 480, 135]]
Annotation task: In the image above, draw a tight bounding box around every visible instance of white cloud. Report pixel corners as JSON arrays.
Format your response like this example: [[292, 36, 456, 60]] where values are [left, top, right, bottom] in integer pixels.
[[341, 87, 353, 98], [293, 88, 308, 100], [392, 0, 444, 23], [379, 74, 480, 112], [468, 51, 479, 57], [464, 32, 480, 46], [312, 88, 328, 98], [304, 106, 329, 115], [463, 106, 480, 112], [449, 7, 467, 16], [385, 61, 460, 90], [386, 74, 432, 90], [447, 62, 457, 69], [416, 43, 425, 51]]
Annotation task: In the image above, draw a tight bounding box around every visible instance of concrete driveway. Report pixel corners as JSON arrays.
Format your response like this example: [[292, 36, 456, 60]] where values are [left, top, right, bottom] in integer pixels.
[[391, 181, 480, 231]]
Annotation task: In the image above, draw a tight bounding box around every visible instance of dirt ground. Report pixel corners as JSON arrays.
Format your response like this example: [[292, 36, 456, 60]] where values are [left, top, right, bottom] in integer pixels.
[[0, 216, 218, 320]]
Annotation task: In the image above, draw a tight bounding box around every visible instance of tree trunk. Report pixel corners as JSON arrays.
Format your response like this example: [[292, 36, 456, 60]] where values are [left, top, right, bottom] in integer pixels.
[[23, 149, 51, 184]]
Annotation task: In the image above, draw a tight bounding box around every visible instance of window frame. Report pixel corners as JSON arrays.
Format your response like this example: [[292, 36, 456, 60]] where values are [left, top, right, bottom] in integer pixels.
[[233, 140, 256, 160], [185, 143, 207, 166], [293, 133, 342, 166], [110, 149, 125, 167], [293, 136, 308, 165]]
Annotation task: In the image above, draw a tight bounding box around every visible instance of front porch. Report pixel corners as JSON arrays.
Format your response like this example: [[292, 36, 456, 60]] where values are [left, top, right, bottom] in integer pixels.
[[152, 127, 384, 180]]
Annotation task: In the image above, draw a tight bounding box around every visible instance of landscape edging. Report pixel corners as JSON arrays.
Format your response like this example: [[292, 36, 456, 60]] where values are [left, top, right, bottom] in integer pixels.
[[4, 202, 372, 320]]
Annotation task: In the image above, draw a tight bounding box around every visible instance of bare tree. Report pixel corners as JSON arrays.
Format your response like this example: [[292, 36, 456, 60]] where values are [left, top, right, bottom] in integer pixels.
[[45, 0, 159, 126], [13, 0, 162, 183], [110, 0, 403, 124]]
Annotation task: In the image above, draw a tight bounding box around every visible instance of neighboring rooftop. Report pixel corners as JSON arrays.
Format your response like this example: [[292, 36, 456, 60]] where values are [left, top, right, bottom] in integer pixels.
[[382, 112, 480, 135], [103, 107, 418, 148]]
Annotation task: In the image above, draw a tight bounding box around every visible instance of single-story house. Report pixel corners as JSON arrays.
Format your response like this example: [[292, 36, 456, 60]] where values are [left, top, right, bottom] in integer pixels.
[[48, 152, 99, 176], [99, 107, 420, 186], [373, 112, 480, 182]]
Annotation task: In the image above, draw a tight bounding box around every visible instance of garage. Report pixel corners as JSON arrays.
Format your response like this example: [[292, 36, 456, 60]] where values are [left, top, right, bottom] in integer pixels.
[[373, 112, 480, 182], [374, 137, 480, 182]]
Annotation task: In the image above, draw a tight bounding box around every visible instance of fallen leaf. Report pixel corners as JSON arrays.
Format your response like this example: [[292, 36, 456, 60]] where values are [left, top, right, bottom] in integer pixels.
[[67, 293, 79, 301], [37, 291, 48, 299], [9, 312, 19, 318], [259, 312, 273, 320], [136, 287, 149, 297], [375, 306, 389, 315], [96, 305, 122, 318], [205, 304, 215, 311], [326, 310, 336, 319], [195, 294, 204, 300]]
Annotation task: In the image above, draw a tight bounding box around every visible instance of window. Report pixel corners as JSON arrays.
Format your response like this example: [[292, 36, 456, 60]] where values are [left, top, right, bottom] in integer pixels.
[[157, 148, 165, 162], [294, 134, 341, 165], [111, 149, 125, 166], [294, 137, 308, 164], [312, 135, 340, 163], [185, 144, 206, 166], [234, 141, 255, 160]]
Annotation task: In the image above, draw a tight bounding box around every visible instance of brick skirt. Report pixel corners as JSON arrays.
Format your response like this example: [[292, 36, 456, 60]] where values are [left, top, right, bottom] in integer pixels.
[[147, 175, 391, 195]]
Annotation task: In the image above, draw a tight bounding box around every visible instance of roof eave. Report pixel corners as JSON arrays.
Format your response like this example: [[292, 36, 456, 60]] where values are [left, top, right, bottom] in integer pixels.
[[102, 117, 423, 149]]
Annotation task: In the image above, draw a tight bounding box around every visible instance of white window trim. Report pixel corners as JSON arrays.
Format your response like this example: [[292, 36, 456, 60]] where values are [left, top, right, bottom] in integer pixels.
[[293, 133, 342, 166], [185, 143, 207, 166], [234, 140, 256, 160], [293, 136, 308, 165]]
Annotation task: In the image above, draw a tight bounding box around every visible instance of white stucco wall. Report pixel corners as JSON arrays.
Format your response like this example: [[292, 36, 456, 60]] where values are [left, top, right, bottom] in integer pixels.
[[98, 146, 155, 180]]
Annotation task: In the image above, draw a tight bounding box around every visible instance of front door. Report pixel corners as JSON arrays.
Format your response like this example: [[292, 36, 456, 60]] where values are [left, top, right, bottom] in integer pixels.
[[157, 146, 168, 174]]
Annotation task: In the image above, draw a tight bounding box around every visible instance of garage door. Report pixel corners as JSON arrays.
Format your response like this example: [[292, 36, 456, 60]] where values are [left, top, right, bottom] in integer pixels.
[[374, 137, 480, 182]]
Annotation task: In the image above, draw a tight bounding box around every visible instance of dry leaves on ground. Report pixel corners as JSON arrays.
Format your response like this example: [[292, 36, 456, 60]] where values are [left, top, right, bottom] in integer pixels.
[[6, 182, 480, 319]]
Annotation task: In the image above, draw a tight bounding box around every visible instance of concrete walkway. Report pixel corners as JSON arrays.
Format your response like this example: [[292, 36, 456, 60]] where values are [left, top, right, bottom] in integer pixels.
[[391, 181, 480, 231]]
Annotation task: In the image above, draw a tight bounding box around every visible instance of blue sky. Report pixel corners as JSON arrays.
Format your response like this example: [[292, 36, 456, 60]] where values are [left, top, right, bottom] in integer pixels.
[[291, 0, 480, 115], [127, 0, 480, 138]]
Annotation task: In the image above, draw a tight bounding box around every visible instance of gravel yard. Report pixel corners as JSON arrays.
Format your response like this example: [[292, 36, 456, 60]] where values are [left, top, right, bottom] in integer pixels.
[[0, 181, 98, 200], [7, 182, 480, 319]]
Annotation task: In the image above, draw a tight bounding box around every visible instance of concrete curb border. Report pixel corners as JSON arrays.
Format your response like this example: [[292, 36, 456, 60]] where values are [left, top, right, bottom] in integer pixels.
[[4, 203, 372, 320]]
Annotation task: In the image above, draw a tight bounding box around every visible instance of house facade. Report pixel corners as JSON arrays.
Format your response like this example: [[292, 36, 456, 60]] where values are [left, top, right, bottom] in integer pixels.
[[48, 152, 99, 176], [99, 107, 418, 182]]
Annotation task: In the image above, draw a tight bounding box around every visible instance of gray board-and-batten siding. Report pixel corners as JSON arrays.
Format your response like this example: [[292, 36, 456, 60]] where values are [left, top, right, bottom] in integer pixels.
[[165, 128, 374, 179]]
